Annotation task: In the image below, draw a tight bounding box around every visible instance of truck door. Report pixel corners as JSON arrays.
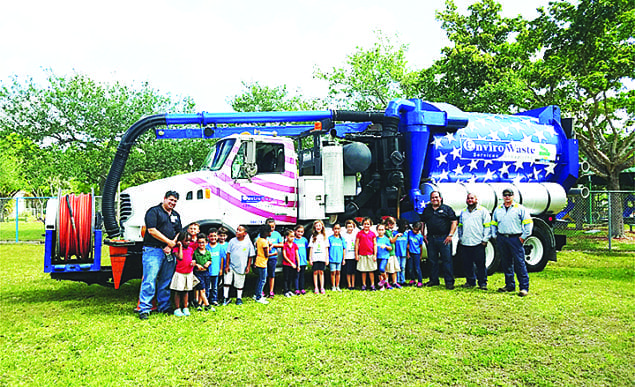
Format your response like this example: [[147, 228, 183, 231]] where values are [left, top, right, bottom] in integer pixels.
[[230, 140, 297, 226]]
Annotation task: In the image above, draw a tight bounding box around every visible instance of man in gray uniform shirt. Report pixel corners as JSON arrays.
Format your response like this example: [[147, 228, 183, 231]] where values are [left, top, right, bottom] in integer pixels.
[[457, 193, 491, 290]]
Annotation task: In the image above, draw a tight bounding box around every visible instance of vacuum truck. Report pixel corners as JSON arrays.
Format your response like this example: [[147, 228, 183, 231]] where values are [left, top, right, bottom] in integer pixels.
[[44, 98, 579, 287]]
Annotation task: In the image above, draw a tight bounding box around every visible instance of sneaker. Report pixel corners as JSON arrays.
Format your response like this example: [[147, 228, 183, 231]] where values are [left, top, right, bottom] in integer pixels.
[[331, 286, 337, 291], [461, 283, 475, 289], [386, 284, 393, 290], [393, 283, 402, 289], [479, 285, 488, 291], [197, 306, 203, 312], [417, 282, 424, 288], [379, 286, 386, 291], [445, 284, 455, 290], [269, 292, 275, 299], [256, 297, 270, 304], [285, 291, 292, 298], [370, 286, 376, 291], [236, 298, 243, 306], [223, 298, 232, 306], [518, 289, 529, 297], [314, 288, 320, 294], [204, 305, 215, 312], [211, 301, 219, 306], [182, 307, 191, 316], [378, 280, 385, 287], [424, 281, 439, 287], [138, 312, 150, 320], [336, 287, 342, 292], [497, 286, 515, 293], [301, 289, 306, 295], [320, 288, 326, 294], [408, 280, 416, 286], [361, 285, 367, 291], [173, 309, 184, 317], [295, 290, 301, 296]]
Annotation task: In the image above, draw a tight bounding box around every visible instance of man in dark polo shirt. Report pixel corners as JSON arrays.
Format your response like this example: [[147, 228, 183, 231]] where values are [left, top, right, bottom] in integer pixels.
[[138, 190, 182, 320], [420, 191, 458, 289]]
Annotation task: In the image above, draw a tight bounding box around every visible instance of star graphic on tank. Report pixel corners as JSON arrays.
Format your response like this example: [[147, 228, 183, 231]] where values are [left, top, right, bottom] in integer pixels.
[[544, 163, 556, 176], [453, 164, 465, 176], [438, 169, 450, 181], [483, 159, 493, 167], [444, 132, 456, 143], [483, 169, 496, 181], [488, 131, 501, 141], [450, 146, 461, 160], [532, 167, 542, 180], [436, 152, 448, 165], [468, 159, 479, 171], [544, 124, 558, 138], [499, 162, 511, 175], [520, 134, 533, 143], [500, 126, 513, 137], [513, 174, 525, 184], [514, 160, 525, 171], [467, 175, 478, 184], [534, 130, 547, 142], [433, 136, 444, 147]]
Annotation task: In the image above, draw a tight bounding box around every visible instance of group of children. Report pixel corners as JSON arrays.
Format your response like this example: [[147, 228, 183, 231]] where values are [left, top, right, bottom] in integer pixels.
[[167, 216, 428, 316]]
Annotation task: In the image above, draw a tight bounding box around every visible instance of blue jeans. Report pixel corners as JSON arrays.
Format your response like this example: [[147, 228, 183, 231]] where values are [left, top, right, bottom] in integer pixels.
[[408, 253, 423, 282], [397, 256, 407, 283], [497, 235, 529, 290], [255, 266, 267, 300], [426, 236, 454, 285], [461, 244, 487, 287], [209, 275, 218, 302], [296, 265, 307, 291], [139, 246, 176, 313]]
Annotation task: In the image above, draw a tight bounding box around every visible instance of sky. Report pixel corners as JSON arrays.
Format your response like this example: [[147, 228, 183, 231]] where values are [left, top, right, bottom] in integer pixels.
[[1, 0, 552, 112]]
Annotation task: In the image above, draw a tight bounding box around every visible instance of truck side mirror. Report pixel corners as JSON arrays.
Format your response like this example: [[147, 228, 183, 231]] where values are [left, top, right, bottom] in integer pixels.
[[243, 138, 258, 178]]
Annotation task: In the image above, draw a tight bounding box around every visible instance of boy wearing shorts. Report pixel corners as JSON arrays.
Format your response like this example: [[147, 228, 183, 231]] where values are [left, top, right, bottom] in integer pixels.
[[222, 225, 255, 306]]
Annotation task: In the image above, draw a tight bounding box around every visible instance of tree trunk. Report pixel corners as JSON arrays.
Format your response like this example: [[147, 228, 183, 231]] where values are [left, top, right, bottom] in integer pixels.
[[607, 173, 625, 238]]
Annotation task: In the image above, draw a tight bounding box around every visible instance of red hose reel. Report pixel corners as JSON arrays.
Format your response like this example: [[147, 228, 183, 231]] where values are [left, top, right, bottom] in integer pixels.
[[57, 193, 93, 261]]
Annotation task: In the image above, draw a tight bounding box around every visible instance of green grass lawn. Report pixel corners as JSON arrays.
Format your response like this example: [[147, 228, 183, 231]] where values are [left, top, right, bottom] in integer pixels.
[[0, 221, 45, 242], [1, 244, 633, 386]]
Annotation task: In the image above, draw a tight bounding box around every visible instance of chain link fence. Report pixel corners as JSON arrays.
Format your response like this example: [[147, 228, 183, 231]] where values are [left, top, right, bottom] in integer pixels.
[[2, 193, 634, 247], [554, 190, 635, 250], [0, 196, 103, 243]]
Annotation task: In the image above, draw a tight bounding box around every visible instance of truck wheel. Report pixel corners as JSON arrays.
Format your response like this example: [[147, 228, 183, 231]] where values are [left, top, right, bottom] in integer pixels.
[[485, 240, 499, 275], [523, 218, 556, 272]]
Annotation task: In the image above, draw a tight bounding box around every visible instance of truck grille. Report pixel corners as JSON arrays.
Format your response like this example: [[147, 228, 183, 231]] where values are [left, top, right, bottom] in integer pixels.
[[119, 193, 132, 225]]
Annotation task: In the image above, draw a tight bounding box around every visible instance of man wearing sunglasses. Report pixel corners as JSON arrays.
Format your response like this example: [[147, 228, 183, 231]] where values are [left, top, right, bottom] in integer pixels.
[[491, 188, 533, 297]]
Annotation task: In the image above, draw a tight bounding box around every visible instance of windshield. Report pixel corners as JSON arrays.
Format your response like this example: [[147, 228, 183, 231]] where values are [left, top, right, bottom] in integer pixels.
[[201, 139, 236, 171]]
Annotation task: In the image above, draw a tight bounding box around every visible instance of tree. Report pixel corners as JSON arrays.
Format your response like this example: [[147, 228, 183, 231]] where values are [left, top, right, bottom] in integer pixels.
[[0, 71, 204, 193], [408, 0, 634, 236], [528, 0, 634, 236], [404, 0, 535, 113], [315, 32, 409, 110], [228, 81, 323, 112]]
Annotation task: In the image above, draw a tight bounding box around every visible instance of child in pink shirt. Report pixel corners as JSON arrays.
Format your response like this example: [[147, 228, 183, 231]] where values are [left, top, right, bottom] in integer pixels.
[[355, 217, 377, 290], [170, 231, 197, 316]]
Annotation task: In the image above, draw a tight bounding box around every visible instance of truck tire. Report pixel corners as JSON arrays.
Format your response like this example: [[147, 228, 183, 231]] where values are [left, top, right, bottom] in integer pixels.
[[485, 240, 499, 275], [523, 218, 556, 272]]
